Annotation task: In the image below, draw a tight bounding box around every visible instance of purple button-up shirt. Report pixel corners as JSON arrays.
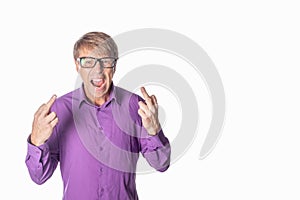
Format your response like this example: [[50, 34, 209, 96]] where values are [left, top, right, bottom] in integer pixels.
[[25, 84, 171, 200]]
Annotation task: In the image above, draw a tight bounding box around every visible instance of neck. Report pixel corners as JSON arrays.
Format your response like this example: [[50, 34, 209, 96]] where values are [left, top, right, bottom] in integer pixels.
[[94, 94, 110, 106], [83, 84, 112, 106]]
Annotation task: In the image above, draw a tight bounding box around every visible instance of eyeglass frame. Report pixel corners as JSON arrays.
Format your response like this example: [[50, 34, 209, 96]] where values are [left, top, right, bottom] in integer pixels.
[[76, 56, 118, 69]]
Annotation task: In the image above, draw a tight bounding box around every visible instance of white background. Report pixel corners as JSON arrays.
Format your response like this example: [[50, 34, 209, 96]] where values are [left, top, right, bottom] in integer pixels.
[[1, 0, 299, 199]]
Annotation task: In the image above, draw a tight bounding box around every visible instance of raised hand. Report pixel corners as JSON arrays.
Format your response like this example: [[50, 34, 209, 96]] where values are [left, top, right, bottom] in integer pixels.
[[30, 95, 59, 146], [138, 87, 161, 136]]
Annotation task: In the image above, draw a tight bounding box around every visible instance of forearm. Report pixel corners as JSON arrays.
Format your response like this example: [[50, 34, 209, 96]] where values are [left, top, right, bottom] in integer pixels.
[[140, 129, 171, 172], [25, 136, 59, 184]]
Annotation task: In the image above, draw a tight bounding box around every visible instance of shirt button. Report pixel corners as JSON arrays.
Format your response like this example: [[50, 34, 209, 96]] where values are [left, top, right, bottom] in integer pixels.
[[99, 188, 104, 197]]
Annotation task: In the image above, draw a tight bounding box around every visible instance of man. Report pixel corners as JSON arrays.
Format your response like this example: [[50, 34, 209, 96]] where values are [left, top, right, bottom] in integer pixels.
[[25, 32, 171, 199]]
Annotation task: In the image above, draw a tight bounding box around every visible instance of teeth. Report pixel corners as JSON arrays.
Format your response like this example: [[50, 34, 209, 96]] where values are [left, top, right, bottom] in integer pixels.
[[93, 79, 103, 83], [93, 78, 103, 82], [91, 78, 104, 87]]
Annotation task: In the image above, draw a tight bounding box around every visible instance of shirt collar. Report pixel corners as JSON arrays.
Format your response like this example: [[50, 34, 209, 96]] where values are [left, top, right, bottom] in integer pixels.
[[75, 82, 121, 108]]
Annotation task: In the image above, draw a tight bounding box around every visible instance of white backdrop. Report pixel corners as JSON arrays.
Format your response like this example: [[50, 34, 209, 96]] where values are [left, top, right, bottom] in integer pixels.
[[0, 0, 299, 199]]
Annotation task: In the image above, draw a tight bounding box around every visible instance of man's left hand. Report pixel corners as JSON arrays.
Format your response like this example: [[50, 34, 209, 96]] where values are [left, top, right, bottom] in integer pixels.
[[138, 87, 161, 136]]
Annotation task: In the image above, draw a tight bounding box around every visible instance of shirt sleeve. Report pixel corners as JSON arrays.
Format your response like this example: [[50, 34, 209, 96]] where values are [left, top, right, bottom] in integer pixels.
[[139, 126, 171, 172], [129, 93, 171, 172], [25, 101, 60, 185], [25, 135, 59, 185]]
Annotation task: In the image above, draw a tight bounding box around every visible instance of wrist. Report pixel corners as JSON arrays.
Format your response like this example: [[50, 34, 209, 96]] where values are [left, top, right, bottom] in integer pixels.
[[147, 124, 161, 136], [30, 133, 44, 146]]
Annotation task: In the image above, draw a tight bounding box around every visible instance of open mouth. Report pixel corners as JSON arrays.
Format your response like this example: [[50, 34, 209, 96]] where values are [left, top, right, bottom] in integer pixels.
[[91, 78, 105, 89]]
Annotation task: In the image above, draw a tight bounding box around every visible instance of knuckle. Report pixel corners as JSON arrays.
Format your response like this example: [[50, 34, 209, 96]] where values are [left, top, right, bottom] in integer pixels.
[[46, 124, 53, 130], [50, 112, 56, 117], [34, 113, 41, 121], [40, 103, 47, 110]]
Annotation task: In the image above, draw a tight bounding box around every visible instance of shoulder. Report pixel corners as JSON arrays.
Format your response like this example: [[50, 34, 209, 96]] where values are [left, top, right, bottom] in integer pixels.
[[50, 88, 79, 116], [114, 86, 136, 98], [53, 91, 73, 108], [114, 86, 144, 106], [113, 86, 143, 123]]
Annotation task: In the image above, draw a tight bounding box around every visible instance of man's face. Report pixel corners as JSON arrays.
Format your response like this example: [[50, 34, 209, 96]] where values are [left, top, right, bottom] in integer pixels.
[[75, 48, 115, 105]]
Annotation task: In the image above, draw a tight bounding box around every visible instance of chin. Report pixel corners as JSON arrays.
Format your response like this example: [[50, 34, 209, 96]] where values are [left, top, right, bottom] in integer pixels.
[[94, 87, 109, 97]]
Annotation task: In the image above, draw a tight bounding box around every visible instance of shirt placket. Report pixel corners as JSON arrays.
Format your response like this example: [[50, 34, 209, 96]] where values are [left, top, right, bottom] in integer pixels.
[[96, 106, 106, 198]]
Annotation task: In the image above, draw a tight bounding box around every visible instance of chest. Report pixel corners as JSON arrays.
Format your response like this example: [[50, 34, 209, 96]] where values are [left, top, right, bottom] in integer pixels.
[[59, 106, 140, 172]]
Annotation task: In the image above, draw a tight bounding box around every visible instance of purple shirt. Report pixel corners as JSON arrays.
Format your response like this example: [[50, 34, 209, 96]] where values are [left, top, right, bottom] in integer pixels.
[[25, 84, 171, 200]]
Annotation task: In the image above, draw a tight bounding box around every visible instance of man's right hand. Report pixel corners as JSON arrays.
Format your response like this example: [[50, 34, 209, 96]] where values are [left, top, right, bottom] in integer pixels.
[[30, 95, 59, 146]]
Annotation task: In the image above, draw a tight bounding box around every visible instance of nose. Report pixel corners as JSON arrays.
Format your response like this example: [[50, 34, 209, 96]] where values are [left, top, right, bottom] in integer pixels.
[[93, 61, 104, 74]]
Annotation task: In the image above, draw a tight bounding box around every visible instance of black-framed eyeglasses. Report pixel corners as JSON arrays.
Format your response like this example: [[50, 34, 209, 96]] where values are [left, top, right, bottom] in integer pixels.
[[77, 57, 118, 69]]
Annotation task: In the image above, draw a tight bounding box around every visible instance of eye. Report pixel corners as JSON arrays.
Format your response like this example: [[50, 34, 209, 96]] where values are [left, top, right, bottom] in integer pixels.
[[80, 58, 95, 67], [101, 58, 114, 67]]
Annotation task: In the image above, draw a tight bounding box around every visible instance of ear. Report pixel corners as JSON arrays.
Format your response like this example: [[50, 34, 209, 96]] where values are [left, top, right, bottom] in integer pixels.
[[113, 60, 117, 74], [75, 59, 80, 72]]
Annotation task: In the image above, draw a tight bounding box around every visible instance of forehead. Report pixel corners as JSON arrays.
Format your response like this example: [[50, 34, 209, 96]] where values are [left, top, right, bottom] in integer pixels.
[[78, 47, 110, 58]]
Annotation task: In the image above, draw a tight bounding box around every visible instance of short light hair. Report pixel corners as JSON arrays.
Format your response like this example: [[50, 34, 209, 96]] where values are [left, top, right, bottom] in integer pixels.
[[73, 32, 118, 59]]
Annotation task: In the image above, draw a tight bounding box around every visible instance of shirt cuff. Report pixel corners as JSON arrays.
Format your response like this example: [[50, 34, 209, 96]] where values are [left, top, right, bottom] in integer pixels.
[[142, 129, 169, 151], [26, 135, 50, 160]]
